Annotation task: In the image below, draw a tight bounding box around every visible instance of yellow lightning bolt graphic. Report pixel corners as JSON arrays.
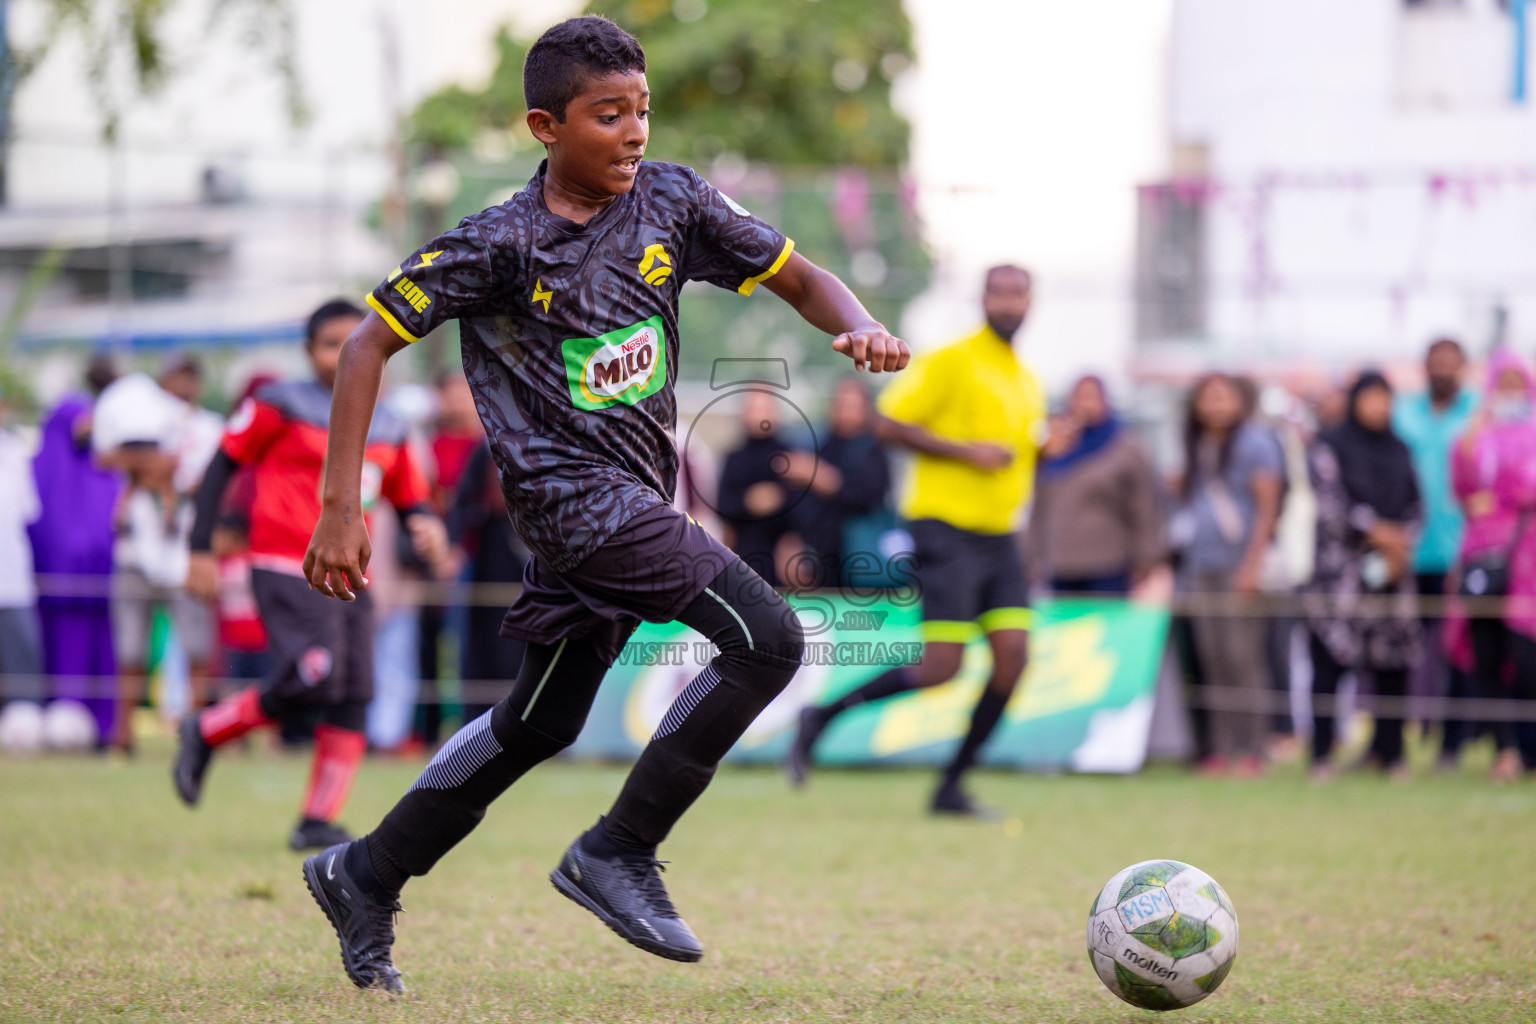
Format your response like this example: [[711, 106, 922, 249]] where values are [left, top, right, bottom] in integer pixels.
[[414, 250, 445, 269], [531, 278, 553, 314]]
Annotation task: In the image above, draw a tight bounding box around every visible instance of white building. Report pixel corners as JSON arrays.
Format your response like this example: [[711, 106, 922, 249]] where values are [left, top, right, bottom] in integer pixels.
[[0, 0, 574, 402], [1139, 0, 1536, 381], [1, 0, 1182, 404]]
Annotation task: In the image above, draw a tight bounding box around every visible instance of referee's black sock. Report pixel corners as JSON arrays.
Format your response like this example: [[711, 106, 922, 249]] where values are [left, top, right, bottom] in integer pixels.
[[820, 666, 919, 718], [940, 685, 1012, 791]]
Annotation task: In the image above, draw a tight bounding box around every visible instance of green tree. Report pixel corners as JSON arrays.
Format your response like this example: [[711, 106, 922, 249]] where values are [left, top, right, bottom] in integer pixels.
[[407, 28, 529, 156], [590, 0, 912, 167], [9, 0, 306, 140], [1, 0, 306, 200], [408, 0, 913, 169]]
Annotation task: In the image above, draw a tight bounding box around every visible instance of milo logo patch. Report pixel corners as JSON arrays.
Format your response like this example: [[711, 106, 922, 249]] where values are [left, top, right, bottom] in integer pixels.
[[562, 315, 669, 410]]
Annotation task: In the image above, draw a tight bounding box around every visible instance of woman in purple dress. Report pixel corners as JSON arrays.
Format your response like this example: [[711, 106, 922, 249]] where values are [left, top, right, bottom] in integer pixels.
[[28, 394, 121, 743]]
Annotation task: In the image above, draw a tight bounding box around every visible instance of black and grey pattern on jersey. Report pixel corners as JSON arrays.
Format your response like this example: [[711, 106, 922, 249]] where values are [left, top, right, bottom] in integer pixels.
[[368, 161, 792, 572]]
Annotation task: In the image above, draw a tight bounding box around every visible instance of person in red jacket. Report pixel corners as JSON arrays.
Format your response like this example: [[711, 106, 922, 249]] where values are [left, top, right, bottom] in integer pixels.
[[176, 299, 447, 851], [212, 374, 278, 689]]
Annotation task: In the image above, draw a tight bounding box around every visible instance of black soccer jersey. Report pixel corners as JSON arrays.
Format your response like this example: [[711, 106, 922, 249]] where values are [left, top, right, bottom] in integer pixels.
[[368, 160, 793, 571]]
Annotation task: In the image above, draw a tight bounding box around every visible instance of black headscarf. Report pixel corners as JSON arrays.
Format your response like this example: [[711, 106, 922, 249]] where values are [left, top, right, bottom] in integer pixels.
[[1319, 370, 1419, 521]]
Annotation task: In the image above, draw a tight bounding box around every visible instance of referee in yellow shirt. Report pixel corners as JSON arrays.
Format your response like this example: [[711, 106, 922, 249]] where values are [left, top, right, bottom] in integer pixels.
[[787, 265, 1047, 816]]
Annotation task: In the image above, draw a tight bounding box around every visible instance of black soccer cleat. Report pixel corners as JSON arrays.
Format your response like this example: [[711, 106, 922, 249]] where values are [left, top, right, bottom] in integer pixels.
[[291, 819, 353, 852], [785, 706, 831, 788], [550, 833, 704, 963], [930, 783, 1002, 821], [172, 715, 214, 807], [301, 842, 405, 993]]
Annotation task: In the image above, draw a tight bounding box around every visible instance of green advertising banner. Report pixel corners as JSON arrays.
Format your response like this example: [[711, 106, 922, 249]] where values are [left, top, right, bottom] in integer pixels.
[[565, 594, 1170, 773]]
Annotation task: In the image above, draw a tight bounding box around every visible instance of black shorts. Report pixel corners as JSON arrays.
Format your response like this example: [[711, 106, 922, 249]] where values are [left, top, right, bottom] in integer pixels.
[[251, 568, 375, 708], [500, 503, 736, 666], [909, 518, 1031, 642]]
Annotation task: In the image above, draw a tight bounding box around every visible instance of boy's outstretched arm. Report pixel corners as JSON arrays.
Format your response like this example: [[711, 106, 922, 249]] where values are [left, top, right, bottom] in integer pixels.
[[764, 252, 910, 373], [303, 313, 411, 600]]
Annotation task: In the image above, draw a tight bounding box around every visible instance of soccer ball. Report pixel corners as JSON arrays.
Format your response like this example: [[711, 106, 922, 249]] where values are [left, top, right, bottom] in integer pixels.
[[0, 701, 46, 756], [1086, 859, 1239, 1011], [43, 700, 99, 752]]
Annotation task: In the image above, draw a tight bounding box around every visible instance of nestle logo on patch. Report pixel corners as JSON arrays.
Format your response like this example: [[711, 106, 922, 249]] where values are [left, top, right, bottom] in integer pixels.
[[586, 328, 659, 397]]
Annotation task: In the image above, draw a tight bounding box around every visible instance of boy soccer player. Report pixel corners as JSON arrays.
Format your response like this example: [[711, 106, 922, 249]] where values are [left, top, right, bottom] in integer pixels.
[[175, 300, 448, 850], [786, 266, 1046, 817], [297, 16, 906, 991]]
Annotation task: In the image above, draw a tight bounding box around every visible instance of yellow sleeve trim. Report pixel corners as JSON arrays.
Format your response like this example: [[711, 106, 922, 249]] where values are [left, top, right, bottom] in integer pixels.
[[366, 292, 421, 344], [736, 238, 795, 296]]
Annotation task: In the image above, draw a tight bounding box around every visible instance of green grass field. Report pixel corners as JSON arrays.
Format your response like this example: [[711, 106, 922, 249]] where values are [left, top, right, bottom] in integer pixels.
[[2, 741, 1533, 1023]]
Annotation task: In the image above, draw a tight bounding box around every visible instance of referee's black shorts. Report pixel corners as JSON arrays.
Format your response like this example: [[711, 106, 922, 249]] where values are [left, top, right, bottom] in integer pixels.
[[908, 518, 1031, 643]]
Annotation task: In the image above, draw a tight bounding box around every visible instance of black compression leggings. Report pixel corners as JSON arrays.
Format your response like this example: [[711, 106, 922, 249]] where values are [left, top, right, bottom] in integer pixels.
[[367, 557, 805, 883]]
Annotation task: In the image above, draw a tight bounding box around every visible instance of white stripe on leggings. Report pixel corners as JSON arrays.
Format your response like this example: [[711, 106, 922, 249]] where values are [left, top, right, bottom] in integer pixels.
[[704, 587, 753, 650], [522, 638, 567, 722], [408, 709, 502, 792], [652, 663, 723, 740]]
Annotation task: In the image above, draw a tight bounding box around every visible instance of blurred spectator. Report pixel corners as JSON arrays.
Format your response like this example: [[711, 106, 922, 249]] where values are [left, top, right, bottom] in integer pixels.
[[1392, 338, 1479, 762], [449, 441, 530, 723], [157, 353, 226, 498], [28, 390, 120, 742], [364, 491, 420, 752], [717, 389, 796, 586], [93, 373, 216, 752], [1448, 351, 1536, 781], [779, 376, 893, 587], [1397, 339, 1476, 580], [84, 353, 119, 397], [1031, 375, 1165, 594], [1255, 385, 1318, 756], [0, 383, 43, 701], [415, 372, 485, 746], [1313, 384, 1348, 432], [674, 435, 721, 538], [427, 371, 483, 511], [1170, 372, 1283, 776], [1304, 371, 1422, 781], [1231, 382, 1302, 750], [163, 354, 232, 694]]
